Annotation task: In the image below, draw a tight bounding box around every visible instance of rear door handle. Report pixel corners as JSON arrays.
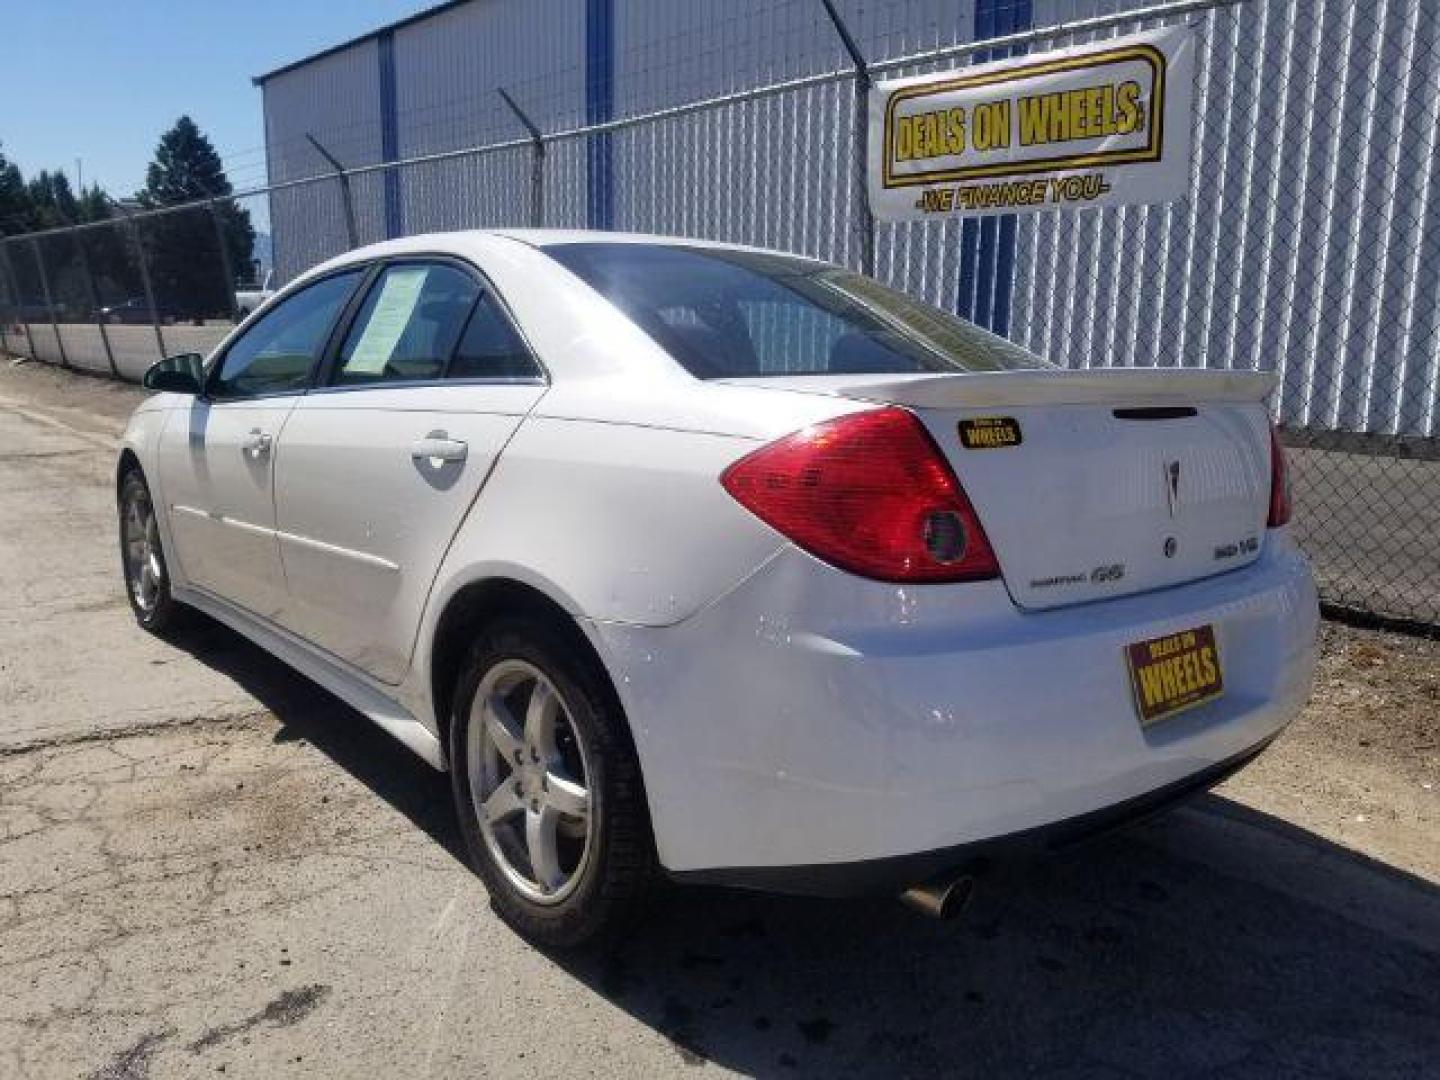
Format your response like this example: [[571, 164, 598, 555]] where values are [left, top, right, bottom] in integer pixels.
[[411, 436, 468, 464], [242, 429, 273, 457]]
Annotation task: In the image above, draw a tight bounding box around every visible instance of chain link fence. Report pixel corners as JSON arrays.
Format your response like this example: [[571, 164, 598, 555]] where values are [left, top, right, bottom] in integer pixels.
[[1, 0, 1436, 628]]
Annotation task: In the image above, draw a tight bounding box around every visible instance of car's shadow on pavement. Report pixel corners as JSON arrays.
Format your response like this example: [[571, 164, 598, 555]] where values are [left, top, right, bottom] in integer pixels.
[[554, 814, 1440, 1078], [171, 612, 468, 862], [175, 615, 1440, 1078]]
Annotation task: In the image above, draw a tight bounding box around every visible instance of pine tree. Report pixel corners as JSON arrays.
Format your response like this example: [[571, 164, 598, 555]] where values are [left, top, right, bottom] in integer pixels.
[[139, 116, 255, 318], [75, 184, 112, 225], [71, 186, 140, 307], [26, 170, 81, 227], [0, 145, 33, 236]]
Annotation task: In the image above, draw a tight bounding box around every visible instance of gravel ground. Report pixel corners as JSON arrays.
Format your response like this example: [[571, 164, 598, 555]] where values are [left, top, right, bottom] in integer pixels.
[[1, 357, 1437, 1079], [1221, 622, 1438, 881]]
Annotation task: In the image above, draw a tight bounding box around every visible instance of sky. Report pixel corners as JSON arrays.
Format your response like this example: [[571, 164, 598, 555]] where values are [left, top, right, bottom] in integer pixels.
[[1, 1, 435, 198]]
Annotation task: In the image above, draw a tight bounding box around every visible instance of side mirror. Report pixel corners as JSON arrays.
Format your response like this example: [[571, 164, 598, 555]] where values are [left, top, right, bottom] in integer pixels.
[[143, 353, 205, 395]]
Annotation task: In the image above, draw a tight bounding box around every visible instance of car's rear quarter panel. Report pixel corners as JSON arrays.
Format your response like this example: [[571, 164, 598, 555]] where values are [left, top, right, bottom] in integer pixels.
[[419, 381, 867, 626], [596, 531, 1317, 875], [428, 414, 780, 628]]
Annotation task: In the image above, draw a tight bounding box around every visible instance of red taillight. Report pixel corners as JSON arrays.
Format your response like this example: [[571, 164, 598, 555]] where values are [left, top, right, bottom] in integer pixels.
[[1268, 424, 1292, 527], [721, 407, 1000, 582]]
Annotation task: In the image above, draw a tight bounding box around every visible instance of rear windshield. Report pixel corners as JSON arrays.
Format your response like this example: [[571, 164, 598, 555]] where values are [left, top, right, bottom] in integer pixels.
[[542, 242, 1051, 379]]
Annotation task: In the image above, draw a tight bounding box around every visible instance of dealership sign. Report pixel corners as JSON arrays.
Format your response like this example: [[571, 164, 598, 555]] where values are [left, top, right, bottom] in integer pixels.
[[867, 25, 1195, 221]]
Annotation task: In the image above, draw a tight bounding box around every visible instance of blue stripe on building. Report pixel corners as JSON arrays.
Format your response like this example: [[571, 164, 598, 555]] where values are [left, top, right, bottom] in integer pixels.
[[958, 0, 1030, 335], [585, 0, 615, 230], [378, 30, 402, 239]]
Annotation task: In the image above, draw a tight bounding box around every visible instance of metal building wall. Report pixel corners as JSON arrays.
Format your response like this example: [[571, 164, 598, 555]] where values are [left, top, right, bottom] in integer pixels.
[[606, 0, 979, 269], [1008, 0, 1440, 436], [257, 0, 1440, 436], [391, 0, 586, 234], [260, 42, 385, 280]]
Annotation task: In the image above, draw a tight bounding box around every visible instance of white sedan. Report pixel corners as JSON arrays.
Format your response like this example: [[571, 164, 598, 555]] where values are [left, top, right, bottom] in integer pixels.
[[118, 230, 1318, 946]]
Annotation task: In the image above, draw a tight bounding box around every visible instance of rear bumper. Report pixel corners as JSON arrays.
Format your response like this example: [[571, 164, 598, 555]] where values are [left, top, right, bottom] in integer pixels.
[[667, 736, 1275, 896], [594, 529, 1319, 879]]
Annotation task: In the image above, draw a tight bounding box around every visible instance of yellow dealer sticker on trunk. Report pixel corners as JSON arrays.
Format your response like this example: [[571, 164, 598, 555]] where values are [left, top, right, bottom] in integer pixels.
[[958, 416, 1022, 449]]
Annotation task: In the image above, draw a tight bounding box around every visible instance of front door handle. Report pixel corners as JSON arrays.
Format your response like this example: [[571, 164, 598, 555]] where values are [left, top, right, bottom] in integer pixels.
[[411, 436, 468, 464], [242, 429, 273, 457]]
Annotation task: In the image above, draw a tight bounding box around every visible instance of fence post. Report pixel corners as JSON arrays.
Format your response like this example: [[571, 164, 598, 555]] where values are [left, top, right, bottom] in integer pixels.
[[0, 242, 39, 361], [207, 199, 241, 324], [113, 201, 168, 364], [72, 227, 119, 377], [30, 236, 69, 368], [306, 134, 359, 249], [818, 0, 875, 278], [498, 87, 546, 228]]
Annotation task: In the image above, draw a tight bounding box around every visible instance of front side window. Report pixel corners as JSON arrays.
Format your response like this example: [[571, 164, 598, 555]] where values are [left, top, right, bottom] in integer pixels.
[[543, 242, 1052, 379], [210, 270, 362, 398], [333, 263, 480, 386]]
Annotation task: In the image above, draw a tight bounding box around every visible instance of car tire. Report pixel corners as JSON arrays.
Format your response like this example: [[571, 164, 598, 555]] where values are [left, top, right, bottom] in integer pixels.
[[448, 616, 654, 949], [118, 468, 185, 634]]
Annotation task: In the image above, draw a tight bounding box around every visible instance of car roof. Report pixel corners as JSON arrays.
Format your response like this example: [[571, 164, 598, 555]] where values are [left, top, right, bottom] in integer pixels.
[[303, 229, 823, 278], [494, 228, 775, 252], [275, 229, 842, 393]]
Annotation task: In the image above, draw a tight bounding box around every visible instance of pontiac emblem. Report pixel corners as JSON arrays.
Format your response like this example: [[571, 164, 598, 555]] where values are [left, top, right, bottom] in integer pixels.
[[1164, 460, 1181, 518]]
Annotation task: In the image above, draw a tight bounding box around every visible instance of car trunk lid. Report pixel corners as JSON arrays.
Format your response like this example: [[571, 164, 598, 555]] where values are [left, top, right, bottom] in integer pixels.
[[718, 369, 1276, 609]]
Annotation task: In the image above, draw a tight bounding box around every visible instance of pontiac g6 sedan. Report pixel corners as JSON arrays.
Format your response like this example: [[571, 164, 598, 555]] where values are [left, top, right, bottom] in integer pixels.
[[118, 230, 1318, 946]]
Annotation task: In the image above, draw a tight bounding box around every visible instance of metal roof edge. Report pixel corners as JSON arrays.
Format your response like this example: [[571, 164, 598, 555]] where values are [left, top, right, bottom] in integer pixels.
[[252, 0, 473, 85]]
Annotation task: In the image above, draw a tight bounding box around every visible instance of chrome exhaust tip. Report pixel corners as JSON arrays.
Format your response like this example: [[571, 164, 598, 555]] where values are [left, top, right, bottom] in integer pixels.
[[899, 873, 975, 920]]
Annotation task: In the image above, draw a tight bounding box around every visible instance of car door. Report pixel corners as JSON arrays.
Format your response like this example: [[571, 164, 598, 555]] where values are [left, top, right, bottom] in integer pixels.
[[157, 268, 365, 620], [272, 258, 547, 684]]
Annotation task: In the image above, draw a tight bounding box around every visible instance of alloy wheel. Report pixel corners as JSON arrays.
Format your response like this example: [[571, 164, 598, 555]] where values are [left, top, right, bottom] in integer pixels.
[[121, 483, 164, 615], [466, 659, 594, 904]]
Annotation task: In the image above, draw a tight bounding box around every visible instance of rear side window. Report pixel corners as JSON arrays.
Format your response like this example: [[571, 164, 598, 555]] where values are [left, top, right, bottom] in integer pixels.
[[211, 270, 362, 398], [334, 263, 479, 385], [448, 293, 540, 380], [543, 242, 1051, 379]]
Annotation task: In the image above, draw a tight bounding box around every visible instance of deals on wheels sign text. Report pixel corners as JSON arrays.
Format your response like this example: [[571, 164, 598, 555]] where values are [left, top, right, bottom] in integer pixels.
[[868, 25, 1195, 221]]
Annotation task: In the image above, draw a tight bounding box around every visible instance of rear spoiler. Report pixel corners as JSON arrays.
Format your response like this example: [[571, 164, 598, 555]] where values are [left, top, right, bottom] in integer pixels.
[[720, 368, 1277, 409]]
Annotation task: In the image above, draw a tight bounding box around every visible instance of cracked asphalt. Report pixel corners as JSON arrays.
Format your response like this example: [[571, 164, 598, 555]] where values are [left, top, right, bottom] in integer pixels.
[[1, 359, 1437, 1079]]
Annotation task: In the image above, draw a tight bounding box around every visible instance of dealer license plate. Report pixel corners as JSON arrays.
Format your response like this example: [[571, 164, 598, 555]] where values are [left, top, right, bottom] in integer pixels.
[[1125, 625, 1224, 726]]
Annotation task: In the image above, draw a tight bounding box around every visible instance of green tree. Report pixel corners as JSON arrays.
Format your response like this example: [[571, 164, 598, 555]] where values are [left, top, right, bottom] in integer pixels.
[[75, 185, 111, 224], [0, 150, 131, 318], [17, 171, 92, 315], [26, 170, 81, 228], [70, 186, 139, 307], [0, 146, 31, 319], [138, 116, 255, 318], [0, 145, 34, 236]]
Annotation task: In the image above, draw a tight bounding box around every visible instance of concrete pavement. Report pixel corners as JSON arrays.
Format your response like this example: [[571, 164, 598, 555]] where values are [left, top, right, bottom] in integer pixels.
[[3, 708, 1437, 1079], [0, 400, 267, 752]]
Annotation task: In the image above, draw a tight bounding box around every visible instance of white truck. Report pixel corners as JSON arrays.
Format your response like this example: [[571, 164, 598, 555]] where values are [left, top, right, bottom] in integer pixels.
[[233, 270, 275, 319]]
